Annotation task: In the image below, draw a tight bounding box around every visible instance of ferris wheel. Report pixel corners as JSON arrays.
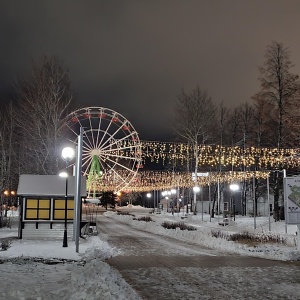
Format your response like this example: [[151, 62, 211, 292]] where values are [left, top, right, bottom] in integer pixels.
[[63, 107, 142, 195]]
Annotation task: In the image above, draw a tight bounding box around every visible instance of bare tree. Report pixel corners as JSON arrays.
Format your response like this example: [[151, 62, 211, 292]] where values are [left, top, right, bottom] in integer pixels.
[[15, 56, 74, 175], [0, 101, 18, 191], [217, 101, 230, 146], [120, 191, 142, 206], [0, 101, 19, 224], [174, 87, 217, 167], [252, 41, 300, 149], [238, 103, 254, 149], [174, 87, 217, 213], [206, 102, 230, 218], [252, 42, 300, 220], [226, 108, 242, 146], [252, 97, 274, 147]]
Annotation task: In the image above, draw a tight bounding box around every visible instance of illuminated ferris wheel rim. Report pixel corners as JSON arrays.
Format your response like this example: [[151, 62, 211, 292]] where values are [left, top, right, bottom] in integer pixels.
[[64, 106, 142, 193]]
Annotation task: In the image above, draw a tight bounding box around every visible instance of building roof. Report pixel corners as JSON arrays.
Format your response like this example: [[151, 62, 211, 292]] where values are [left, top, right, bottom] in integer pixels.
[[17, 174, 87, 197]]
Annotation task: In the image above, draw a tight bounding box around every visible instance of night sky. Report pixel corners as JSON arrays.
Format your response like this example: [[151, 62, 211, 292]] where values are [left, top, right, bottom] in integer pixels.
[[1, 0, 300, 141]]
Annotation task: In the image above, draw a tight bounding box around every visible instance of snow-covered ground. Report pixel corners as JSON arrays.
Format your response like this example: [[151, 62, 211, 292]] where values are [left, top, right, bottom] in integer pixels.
[[0, 207, 299, 299], [108, 206, 300, 261], [0, 212, 141, 300]]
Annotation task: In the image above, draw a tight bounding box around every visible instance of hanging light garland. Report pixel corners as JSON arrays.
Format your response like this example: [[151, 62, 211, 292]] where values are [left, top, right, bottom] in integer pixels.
[[87, 140, 300, 192], [138, 141, 300, 169], [89, 170, 270, 192], [121, 170, 270, 192]]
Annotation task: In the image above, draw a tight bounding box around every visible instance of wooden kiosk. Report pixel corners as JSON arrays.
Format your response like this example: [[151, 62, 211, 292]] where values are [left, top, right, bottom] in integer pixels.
[[17, 174, 86, 240]]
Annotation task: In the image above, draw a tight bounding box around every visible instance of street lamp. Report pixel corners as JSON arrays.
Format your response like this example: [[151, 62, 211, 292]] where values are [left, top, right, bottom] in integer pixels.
[[60, 146, 75, 248], [193, 186, 200, 193], [193, 186, 200, 215], [169, 189, 176, 213], [146, 192, 152, 208], [229, 183, 239, 221], [1, 190, 17, 215]]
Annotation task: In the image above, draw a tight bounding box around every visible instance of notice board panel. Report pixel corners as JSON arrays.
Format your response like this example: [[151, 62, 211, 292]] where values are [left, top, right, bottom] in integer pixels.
[[284, 177, 300, 225]]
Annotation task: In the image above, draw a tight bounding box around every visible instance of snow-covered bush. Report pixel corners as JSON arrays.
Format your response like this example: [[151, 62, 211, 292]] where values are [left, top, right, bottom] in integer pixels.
[[161, 221, 197, 231], [211, 230, 288, 246]]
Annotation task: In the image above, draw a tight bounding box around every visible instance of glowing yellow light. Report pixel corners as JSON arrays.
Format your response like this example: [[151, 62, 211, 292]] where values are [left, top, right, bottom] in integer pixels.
[[85, 140, 300, 192]]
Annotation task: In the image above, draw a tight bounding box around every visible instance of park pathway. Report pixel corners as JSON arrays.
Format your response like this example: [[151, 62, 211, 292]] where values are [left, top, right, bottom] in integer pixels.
[[99, 215, 300, 300]]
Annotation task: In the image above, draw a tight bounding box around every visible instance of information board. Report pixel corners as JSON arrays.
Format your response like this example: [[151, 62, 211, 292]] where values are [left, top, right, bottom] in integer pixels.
[[284, 177, 300, 225]]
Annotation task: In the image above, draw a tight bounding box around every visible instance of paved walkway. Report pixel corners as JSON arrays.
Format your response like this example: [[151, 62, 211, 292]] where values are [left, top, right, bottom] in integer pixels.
[[107, 254, 299, 270], [99, 215, 300, 300]]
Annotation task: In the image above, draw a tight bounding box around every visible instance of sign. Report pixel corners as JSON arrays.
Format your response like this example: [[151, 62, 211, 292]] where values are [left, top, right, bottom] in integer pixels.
[[284, 177, 300, 225], [192, 172, 209, 181]]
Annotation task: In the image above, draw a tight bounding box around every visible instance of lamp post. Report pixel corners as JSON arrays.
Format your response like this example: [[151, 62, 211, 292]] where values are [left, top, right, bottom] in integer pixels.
[[169, 189, 176, 214], [229, 183, 239, 221], [146, 192, 151, 208], [0, 191, 4, 226], [60, 146, 75, 248], [162, 191, 168, 211], [193, 186, 200, 215], [1, 190, 16, 217]]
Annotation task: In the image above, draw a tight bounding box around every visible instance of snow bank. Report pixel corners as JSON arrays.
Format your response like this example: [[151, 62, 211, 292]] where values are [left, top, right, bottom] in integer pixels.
[[0, 216, 141, 300], [69, 259, 141, 300], [105, 211, 300, 261]]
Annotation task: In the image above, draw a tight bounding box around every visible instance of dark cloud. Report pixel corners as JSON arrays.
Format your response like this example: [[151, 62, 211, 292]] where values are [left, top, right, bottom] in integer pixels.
[[1, 0, 300, 140]]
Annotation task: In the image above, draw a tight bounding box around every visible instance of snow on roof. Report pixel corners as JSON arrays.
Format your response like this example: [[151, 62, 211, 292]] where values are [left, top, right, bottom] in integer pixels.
[[17, 174, 87, 197]]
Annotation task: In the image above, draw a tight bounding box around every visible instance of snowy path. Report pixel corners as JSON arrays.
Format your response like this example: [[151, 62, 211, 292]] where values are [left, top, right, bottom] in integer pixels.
[[99, 215, 300, 300], [98, 215, 223, 257]]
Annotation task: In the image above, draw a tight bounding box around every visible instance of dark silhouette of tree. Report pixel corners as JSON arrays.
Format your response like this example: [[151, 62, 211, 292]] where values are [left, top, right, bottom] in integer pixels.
[[174, 87, 217, 172], [252, 41, 300, 220], [252, 41, 300, 149], [14, 55, 74, 175], [0, 101, 18, 192], [217, 101, 230, 146], [174, 87, 217, 213], [239, 103, 255, 149], [227, 107, 242, 146], [252, 97, 274, 147], [119, 191, 142, 206], [101, 191, 117, 209]]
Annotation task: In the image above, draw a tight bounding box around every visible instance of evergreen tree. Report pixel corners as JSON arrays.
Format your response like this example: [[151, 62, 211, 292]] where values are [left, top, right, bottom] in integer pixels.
[[101, 191, 117, 209]]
